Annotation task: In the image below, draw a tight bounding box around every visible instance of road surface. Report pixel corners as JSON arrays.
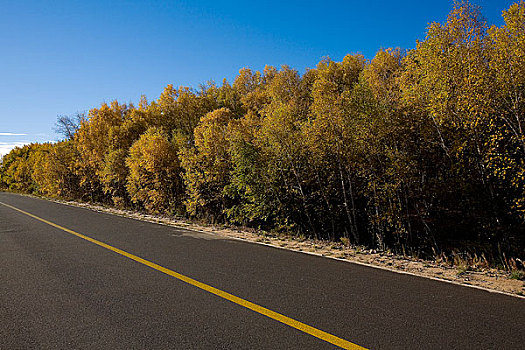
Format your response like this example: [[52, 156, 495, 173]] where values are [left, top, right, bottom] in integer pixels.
[[1, 192, 523, 349]]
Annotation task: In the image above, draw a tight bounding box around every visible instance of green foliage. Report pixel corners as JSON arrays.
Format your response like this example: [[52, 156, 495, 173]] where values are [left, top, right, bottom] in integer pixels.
[[510, 270, 525, 280]]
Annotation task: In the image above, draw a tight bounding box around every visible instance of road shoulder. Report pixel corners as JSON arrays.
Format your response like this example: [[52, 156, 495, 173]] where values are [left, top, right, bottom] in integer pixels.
[[7, 191, 525, 299]]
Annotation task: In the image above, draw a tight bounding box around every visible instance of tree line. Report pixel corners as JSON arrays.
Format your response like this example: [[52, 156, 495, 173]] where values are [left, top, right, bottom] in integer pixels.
[[2, 1, 524, 263]]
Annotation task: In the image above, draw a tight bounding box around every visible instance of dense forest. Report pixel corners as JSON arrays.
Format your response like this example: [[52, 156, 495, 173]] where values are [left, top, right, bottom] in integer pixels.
[[2, 2, 524, 264]]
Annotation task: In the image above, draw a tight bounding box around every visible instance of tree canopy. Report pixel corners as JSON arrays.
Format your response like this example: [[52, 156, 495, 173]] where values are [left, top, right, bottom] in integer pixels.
[[2, 1, 524, 263]]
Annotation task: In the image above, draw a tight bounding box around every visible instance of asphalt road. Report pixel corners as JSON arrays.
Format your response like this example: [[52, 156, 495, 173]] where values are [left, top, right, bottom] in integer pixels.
[[1, 192, 524, 349]]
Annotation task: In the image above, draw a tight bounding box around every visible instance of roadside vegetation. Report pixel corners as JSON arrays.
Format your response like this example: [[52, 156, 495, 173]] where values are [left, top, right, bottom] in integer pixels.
[[2, 1, 524, 270]]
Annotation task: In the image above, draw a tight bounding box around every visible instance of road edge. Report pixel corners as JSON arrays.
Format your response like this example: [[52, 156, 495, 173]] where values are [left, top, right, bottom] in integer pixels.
[[4, 191, 524, 300]]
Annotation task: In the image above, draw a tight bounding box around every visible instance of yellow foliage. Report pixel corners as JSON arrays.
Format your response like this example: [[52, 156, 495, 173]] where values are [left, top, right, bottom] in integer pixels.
[[126, 128, 181, 213]]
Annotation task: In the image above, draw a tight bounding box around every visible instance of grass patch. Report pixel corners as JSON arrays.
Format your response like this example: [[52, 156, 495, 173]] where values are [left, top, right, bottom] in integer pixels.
[[456, 264, 469, 276], [510, 270, 525, 281]]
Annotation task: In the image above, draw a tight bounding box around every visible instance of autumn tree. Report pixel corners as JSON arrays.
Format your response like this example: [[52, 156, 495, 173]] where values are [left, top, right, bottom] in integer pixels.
[[486, 1, 525, 220], [2, 1, 524, 262], [74, 101, 131, 203], [126, 127, 181, 213], [180, 108, 234, 221]]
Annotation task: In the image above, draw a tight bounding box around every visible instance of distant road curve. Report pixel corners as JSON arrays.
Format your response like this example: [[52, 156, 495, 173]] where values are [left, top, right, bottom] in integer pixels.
[[1, 192, 524, 349]]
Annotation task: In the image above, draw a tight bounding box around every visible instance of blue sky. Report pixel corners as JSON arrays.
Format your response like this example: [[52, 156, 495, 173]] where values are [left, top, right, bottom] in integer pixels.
[[0, 0, 516, 156]]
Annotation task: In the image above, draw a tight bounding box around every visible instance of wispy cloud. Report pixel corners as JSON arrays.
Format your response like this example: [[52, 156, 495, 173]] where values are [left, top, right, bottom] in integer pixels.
[[0, 141, 30, 157], [0, 132, 27, 136]]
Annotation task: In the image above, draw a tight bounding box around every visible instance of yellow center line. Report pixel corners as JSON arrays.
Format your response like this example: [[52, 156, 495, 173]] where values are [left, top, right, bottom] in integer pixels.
[[0, 200, 367, 350]]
